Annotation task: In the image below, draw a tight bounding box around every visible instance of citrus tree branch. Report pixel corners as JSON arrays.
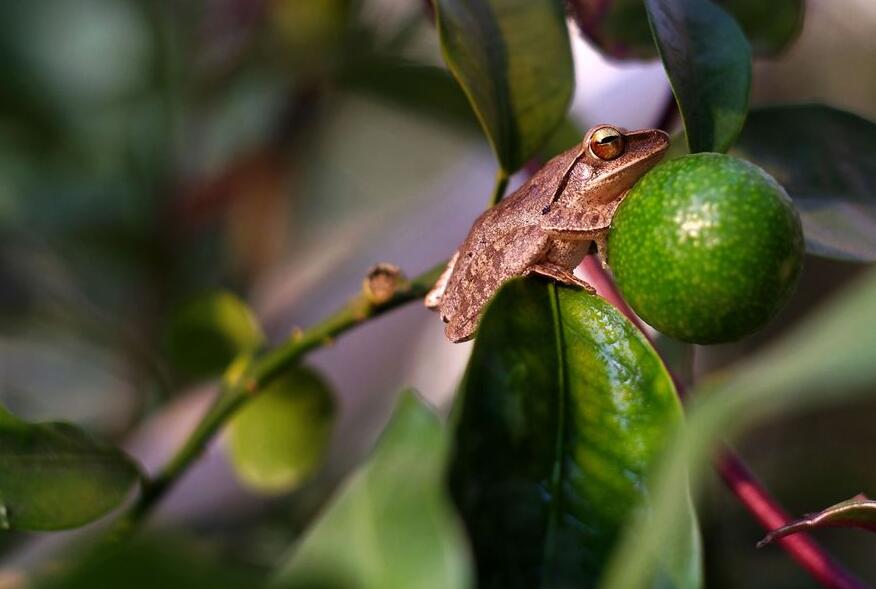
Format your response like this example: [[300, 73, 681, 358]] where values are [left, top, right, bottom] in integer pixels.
[[115, 262, 446, 533]]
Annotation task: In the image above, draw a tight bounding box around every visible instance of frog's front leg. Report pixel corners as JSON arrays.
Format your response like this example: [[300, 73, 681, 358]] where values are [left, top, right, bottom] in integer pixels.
[[525, 262, 596, 293], [424, 250, 459, 311], [546, 227, 610, 268]]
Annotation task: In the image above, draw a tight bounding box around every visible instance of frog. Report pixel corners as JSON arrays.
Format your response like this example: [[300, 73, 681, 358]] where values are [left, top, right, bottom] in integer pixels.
[[425, 124, 670, 343]]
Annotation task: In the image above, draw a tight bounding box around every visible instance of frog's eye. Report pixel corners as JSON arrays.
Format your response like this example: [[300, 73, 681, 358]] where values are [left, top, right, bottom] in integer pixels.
[[589, 126, 626, 160]]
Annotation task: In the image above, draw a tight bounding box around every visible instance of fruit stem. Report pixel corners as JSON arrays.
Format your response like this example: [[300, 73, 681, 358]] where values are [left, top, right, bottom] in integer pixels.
[[581, 256, 869, 589]]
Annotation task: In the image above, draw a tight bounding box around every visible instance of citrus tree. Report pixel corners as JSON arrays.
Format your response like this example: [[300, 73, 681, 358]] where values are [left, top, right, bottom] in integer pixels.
[[2, 1, 876, 588]]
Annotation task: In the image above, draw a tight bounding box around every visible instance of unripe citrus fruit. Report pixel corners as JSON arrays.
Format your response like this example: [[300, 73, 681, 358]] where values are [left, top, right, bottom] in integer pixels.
[[607, 153, 804, 344]]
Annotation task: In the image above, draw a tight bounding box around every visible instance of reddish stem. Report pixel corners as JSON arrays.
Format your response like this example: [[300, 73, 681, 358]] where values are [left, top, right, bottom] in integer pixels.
[[717, 454, 868, 589], [579, 257, 869, 589]]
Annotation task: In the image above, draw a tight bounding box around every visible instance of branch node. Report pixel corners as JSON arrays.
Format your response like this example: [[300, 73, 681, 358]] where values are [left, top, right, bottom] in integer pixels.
[[363, 263, 405, 305]]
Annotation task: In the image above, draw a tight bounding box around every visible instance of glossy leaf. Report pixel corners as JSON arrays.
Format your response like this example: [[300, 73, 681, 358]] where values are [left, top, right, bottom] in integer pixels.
[[602, 266, 876, 589], [436, 0, 574, 173], [758, 494, 876, 547], [164, 291, 264, 381], [731, 104, 876, 261], [645, 0, 751, 153], [450, 279, 701, 588], [0, 404, 140, 531], [568, 0, 803, 60], [228, 366, 335, 495], [275, 392, 471, 589]]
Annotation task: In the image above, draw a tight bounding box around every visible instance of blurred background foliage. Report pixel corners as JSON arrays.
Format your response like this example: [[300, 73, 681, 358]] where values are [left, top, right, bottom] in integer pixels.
[[1, 0, 876, 587]]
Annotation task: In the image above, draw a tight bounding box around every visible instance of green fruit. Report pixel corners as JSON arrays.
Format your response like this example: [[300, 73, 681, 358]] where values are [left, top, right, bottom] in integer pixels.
[[608, 153, 804, 344]]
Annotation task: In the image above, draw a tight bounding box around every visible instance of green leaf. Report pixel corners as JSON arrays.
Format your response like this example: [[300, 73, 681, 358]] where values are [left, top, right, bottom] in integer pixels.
[[601, 266, 876, 589], [758, 494, 876, 547], [450, 279, 701, 588], [0, 404, 140, 531], [567, 0, 802, 60], [436, 0, 574, 173], [275, 392, 472, 589], [35, 535, 261, 589], [724, 0, 804, 56], [340, 57, 479, 131], [645, 0, 751, 153], [228, 366, 335, 495], [164, 291, 264, 381], [731, 104, 876, 262]]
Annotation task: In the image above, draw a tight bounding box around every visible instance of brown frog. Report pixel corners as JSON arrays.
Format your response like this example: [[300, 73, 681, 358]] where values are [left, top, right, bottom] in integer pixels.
[[425, 125, 669, 342]]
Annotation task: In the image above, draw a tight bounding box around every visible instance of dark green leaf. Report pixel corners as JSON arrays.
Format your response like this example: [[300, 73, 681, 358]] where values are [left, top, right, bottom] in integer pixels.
[[276, 391, 471, 589], [35, 535, 260, 589], [645, 0, 751, 153], [568, 0, 802, 59], [164, 291, 264, 381], [602, 266, 876, 589], [450, 279, 701, 588], [436, 0, 574, 173], [0, 404, 140, 531], [758, 494, 876, 547], [228, 366, 335, 495], [731, 104, 876, 261], [724, 0, 804, 55]]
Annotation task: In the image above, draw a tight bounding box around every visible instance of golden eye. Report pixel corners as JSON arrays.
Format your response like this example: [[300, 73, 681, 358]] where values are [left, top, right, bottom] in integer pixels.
[[589, 126, 626, 160]]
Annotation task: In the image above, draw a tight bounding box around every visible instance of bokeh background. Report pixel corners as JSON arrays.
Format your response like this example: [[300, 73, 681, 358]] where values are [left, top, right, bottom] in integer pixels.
[[1, 0, 876, 587]]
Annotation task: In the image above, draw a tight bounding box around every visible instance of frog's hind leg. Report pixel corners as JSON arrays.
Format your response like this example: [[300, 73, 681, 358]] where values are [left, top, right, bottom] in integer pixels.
[[424, 250, 459, 311], [525, 262, 596, 293]]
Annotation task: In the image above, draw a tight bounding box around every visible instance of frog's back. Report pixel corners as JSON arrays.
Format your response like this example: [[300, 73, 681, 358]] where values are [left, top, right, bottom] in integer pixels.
[[437, 145, 583, 341]]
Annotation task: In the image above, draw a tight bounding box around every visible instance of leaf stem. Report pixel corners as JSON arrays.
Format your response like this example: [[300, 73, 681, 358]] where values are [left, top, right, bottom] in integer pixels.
[[114, 262, 446, 533], [582, 257, 868, 589], [490, 169, 510, 206]]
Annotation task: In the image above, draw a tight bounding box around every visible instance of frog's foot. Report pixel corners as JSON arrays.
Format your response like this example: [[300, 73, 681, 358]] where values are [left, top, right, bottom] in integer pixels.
[[425, 251, 459, 310], [526, 263, 596, 293]]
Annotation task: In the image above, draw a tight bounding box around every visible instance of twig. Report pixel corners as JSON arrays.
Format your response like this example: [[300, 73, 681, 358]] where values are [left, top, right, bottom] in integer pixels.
[[113, 262, 446, 534], [718, 454, 868, 589]]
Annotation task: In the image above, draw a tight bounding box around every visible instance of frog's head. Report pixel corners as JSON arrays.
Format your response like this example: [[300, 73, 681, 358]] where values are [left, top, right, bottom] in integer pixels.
[[579, 125, 670, 201], [544, 126, 670, 215]]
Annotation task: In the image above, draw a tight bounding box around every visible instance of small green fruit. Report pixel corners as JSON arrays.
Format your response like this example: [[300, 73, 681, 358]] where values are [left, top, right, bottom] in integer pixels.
[[608, 153, 804, 344]]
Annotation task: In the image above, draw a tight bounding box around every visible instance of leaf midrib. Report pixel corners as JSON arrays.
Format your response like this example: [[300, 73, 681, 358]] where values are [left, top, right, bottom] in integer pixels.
[[542, 283, 568, 586]]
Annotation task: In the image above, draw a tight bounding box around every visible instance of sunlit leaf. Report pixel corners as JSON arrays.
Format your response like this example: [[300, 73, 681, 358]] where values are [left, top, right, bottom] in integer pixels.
[[601, 267, 876, 589], [164, 291, 264, 381], [758, 494, 876, 547], [732, 104, 876, 261], [436, 0, 574, 173], [645, 0, 751, 153], [567, 0, 802, 60], [275, 392, 471, 589], [451, 279, 701, 588], [228, 366, 335, 495], [0, 404, 140, 531]]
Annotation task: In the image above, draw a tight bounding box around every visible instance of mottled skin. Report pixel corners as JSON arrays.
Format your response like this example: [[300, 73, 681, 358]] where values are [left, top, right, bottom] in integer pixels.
[[426, 125, 669, 342]]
